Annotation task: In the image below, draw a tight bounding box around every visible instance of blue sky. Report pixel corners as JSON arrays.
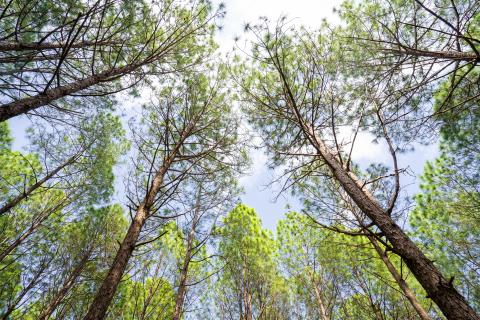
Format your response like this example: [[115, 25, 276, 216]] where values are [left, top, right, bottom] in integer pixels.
[[213, 0, 438, 230], [7, 0, 439, 231]]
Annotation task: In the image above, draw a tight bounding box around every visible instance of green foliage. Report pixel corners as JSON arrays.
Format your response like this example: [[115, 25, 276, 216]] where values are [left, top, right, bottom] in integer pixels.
[[0, 122, 12, 149], [277, 212, 433, 319], [411, 49, 480, 311], [109, 277, 175, 320], [214, 204, 289, 319]]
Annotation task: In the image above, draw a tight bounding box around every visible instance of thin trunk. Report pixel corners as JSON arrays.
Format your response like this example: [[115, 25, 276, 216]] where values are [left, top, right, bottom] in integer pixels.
[[0, 153, 78, 215], [245, 290, 253, 320], [312, 281, 329, 320], [0, 199, 66, 262], [0, 262, 45, 320], [172, 247, 190, 320], [384, 48, 479, 62], [366, 233, 432, 320], [350, 207, 432, 320], [307, 272, 329, 320], [37, 248, 93, 320], [0, 40, 121, 52], [353, 268, 384, 320], [173, 187, 203, 320], [0, 224, 37, 262]]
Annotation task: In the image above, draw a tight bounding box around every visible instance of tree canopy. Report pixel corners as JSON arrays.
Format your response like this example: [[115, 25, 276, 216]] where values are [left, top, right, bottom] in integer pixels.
[[0, 0, 478, 319]]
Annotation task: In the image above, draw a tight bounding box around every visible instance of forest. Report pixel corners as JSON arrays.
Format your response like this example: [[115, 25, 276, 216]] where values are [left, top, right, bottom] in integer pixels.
[[0, 0, 479, 319]]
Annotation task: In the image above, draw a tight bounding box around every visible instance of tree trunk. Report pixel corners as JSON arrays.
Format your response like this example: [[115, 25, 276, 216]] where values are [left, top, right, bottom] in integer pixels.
[[83, 205, 149, 320], [172, 253, 190, 320], [83, 138, 185, 319], [0, 63, 143, 122], [172, 227, 194, 320], [366, 233, 432, 320], [353, 268, 384, 320], [311, 278, 329, 320], [384, 48, 479, 62], [173, 188, 202, 320], [0, 40, 121, 52], [303, 125, 479, 320], [0, 263, 45, 320], [37, 248, 93, 320]]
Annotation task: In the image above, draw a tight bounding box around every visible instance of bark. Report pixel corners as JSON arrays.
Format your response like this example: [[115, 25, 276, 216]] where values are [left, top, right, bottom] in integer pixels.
[[383, 48, 479, 62], [277, 65, 479, 318], [311, 277, 329, 320], [304, 268, 329, 320], [353, 268, 384, 320], [0, 263, 45, 320], [0, 62, 144, 122], [172, 190, 202, 320], [0, 153, 78, 216], [244, 290, 253, 320], [172, 240, 191, 320], [0, 40, 121, 52], [304, 126, 479, 320], [366, 233, 432, 320], [84, 126, 191, 320], [37, 248, 93, 320], [83, 205, 150, 320], [172, 222, 195, 319]]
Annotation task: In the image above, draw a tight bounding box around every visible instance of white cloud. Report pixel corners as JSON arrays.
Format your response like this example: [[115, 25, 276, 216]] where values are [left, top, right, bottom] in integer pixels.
[[337, 126, 391, 165], [214, 0, 342, 53]]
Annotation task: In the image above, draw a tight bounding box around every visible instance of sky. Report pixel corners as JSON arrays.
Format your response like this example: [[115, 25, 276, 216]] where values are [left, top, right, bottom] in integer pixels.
[[7, 0, 439, 231], [209, 0, 342, 229], [212, 0, 438, 230]]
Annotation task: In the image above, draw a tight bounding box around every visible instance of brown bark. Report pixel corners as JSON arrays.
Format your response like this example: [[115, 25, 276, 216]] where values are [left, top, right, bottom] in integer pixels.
[[310, 275, 329, 320], [305, 127, 479, 320], [0, 40, 121, 52], [277, 63, 479, 318], [37, 248, 93, 320], [0, 262, 46, 320], [172, 218, 196, 320], [353, 268, 384, 320], [84, 126, 192, 320], [244, 290, 253, 320], [172, 240, 191, 320], [83, 200, 158, 319], [0, 63, 144, 122], [366, 233, 432, 320], [303, 267, 329, 320], [0, 153, 78, 216], [383, 47, 479, 62]]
